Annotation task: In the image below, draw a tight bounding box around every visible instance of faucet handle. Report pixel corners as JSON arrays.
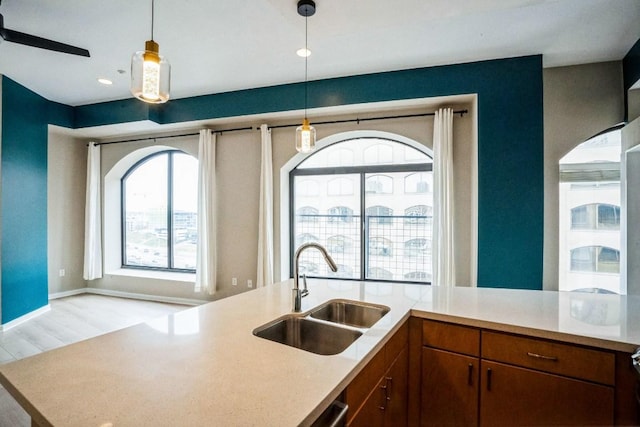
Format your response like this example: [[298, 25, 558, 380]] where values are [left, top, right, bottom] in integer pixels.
[[301, 274, 309, 297]]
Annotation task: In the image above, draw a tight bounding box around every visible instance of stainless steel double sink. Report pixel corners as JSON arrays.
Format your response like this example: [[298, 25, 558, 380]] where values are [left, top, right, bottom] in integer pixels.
[[253, 299, 390, 355]]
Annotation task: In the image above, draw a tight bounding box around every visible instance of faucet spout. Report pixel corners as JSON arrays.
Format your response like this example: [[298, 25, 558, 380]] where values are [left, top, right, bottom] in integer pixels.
[[292, 243, 338, 312]]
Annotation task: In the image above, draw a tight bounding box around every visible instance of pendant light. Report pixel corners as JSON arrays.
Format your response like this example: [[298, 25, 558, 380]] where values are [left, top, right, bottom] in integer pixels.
[[131, 0, 171, 103], [295, 0, 316, 153]]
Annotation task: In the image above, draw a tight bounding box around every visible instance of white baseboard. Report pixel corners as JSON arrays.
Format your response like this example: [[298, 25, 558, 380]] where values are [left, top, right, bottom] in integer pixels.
[[84, 288, 205, 306], [0, 304, 51, 331], [49, 288, 87, 300]]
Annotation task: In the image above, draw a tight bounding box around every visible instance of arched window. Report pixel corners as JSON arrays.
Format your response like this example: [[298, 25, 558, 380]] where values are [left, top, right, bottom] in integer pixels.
[[327, 235, 354, 254], [404, 205, 431, 224], [404, 271, 431, 281], [559, 124, 622, 292], [404, 172, 431, 193], [291, 136, 432, 284], [122, 150, 198, 271], [369, 237, 393, 256], [295, 233, 319, 247], [364, 144, 393, 164], [405, 238, 430, 257], [366, 205, 393, 225], [367, 267, 393, 280], [365, 174, 393, 194], [327, 177, 354, 195], [296, 206, 319, 222], [570, 203, 620, 230], [296, 179, 319, 196], [570, 246, 620, 274], [328, 206, 354, 223]]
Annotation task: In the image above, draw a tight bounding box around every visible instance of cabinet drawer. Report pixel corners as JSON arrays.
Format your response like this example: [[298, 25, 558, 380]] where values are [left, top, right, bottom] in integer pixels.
[[422, 319, 480, 356], [481, 331, 615, 385]]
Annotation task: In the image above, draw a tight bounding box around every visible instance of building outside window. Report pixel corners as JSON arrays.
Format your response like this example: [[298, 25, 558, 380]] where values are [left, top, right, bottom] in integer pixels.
[[122, 150, 198, 272], [291, 137, 432, 283], [559, 125, 622, 293]]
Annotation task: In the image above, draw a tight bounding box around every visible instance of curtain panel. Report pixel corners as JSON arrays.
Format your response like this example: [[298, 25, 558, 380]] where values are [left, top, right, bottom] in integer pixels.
[[257, 124, 275, 287], [432, 108, 456, 286], [83, 142, 103, 280], [196, 130, 217, 295]]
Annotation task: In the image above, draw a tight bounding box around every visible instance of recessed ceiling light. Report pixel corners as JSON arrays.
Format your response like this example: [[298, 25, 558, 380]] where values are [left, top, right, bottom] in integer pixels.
[[98, 78, 113, 85], [296, 48, 311, 58]]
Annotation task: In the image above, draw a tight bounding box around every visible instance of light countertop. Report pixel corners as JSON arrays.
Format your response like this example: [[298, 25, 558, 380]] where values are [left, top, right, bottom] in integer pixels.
[[1, 281, 639, 426]]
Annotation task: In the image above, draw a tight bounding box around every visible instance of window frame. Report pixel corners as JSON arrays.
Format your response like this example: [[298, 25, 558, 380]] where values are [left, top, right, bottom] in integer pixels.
[[289, 140, 432, 284], [121, 149, 197, 273]]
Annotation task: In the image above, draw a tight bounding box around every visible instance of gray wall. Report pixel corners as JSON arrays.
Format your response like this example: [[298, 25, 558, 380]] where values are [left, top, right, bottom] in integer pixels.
[[543, 61, 625, 290], [46, 101, 475, 301], [47, 130, 87, 295]]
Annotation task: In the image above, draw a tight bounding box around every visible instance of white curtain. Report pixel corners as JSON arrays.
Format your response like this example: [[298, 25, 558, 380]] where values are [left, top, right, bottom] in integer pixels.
[[196, 129, 217, 295], [257, 124, 274, 287], [432, 108, 456, 286], [83, 142, 103, 280]]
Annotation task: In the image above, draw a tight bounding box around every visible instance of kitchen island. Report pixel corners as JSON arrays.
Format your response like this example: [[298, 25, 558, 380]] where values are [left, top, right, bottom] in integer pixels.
[[1, 280, 639, 426]]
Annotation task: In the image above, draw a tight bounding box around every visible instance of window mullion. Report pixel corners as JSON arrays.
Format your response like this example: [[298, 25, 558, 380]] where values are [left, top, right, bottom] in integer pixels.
[[360, 172, 366, 281], [167, 152, 174, 269]]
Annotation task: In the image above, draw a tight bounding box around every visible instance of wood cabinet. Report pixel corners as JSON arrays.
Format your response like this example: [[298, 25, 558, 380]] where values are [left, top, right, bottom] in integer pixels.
[[421, 347, 478, 426], [346, 321, 409, 427], [420, 319, 480, 427], [479, 360, 613, 426], [418, 319, 628, 426]]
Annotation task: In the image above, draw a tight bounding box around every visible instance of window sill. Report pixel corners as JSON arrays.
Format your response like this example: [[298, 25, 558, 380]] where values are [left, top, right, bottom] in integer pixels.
[[107, 268, 196, 283]]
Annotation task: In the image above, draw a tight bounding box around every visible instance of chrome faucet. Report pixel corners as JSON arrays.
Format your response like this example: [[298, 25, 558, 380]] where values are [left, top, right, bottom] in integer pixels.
[[292, 243, 338, 312]]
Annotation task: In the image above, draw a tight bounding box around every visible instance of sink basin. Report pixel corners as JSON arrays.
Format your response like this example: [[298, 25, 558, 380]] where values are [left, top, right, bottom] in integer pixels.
[[253, 316, 362, 355], [310, 299, 390, 328]]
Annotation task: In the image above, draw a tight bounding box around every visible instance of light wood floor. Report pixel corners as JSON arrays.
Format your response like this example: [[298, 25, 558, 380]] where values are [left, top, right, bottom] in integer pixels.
[[0, 294, 189, 427]]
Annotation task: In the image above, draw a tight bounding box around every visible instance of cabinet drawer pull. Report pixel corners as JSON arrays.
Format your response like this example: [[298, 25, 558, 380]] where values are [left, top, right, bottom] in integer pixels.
[[379, 383, 388, 410], [385, 377, 393, 401], [526, 352, 558, 361], [467, 363, 473, 386], [486, 368, 492, 391]]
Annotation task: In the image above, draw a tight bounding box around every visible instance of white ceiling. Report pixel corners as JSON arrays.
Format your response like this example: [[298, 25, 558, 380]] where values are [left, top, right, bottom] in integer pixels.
[[0, 0, 638, 107]]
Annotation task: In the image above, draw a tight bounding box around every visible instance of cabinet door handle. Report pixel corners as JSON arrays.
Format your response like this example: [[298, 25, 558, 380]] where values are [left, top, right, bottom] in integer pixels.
[[467, 363, 474, 386], [385, 376, 392, 401], [526, 352, 558, 361], [379, 383, 387, 410], [486, 368, 492, 391]]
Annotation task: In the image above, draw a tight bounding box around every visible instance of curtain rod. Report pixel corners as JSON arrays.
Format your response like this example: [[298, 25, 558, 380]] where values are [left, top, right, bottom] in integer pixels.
[[88, 108, 468, 146], [264, 109, 468, 130], [90, 126, 253, 146]]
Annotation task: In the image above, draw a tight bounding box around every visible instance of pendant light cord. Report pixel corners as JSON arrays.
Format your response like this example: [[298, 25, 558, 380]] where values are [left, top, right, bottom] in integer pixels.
[[304, 14, 308, 121], [151, 0, 155, 40]]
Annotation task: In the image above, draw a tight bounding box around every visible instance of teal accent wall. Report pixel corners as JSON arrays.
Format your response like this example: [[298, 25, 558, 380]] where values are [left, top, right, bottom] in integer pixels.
[[1, 77, 51, 323], [76, 55, 544, 289], [624, 38, 640, 121]]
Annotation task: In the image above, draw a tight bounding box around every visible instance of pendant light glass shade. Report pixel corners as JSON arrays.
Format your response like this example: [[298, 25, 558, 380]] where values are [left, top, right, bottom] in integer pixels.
[[295, 118, 316, 153], [131, 40, 170, 103]]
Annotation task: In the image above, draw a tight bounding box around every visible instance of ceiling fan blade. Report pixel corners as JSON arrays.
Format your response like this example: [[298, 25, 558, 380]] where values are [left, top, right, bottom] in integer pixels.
[[0, 27, 90, 57]]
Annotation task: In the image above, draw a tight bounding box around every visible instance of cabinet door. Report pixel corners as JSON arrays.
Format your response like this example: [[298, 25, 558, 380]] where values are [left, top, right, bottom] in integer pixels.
[[347, 375, 386, 427], [385, 347, 408, 427], [421, 347, 479, 427], [480, 360, 614, 426]]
